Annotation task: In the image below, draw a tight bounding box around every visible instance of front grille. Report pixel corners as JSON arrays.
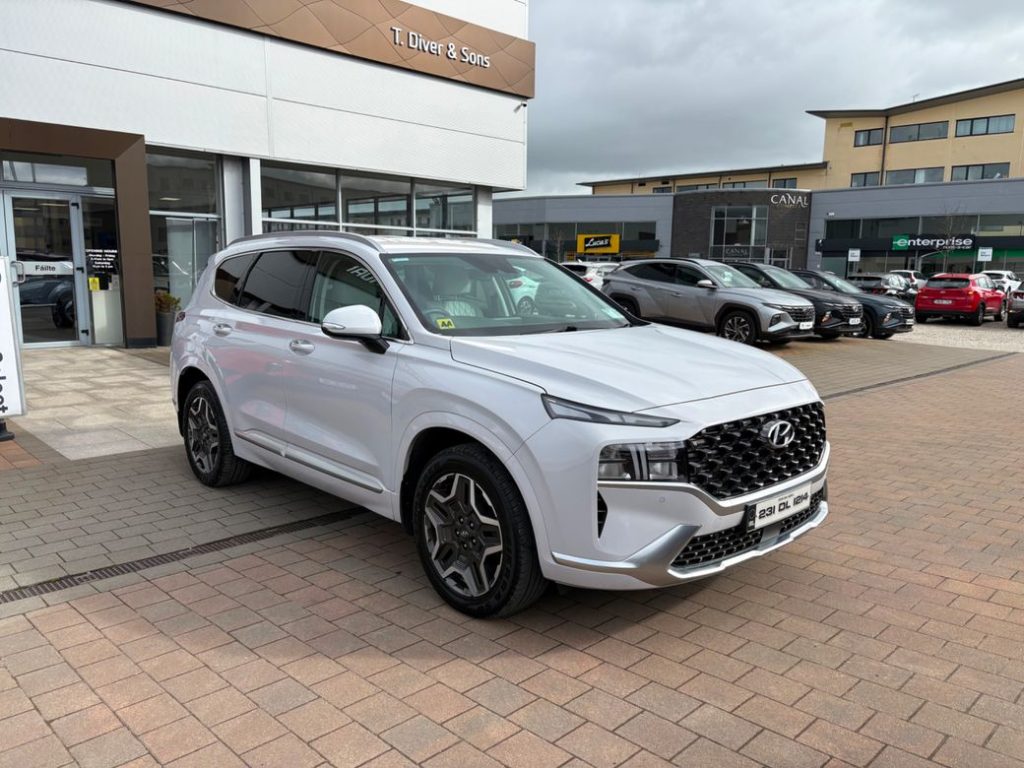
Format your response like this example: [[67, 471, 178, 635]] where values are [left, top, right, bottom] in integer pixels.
[[671, 490, 824, 569], [898, 306, 915, 318], [837, 304, 862, 318], [684, 402, 826, 499], [785, 306, 814, 322]]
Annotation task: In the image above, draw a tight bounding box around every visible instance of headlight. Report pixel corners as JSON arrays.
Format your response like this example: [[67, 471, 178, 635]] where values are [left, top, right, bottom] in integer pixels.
[[599, 442, 687, 481], [763, 303, 789, 311], [542, 395, 679, 427]]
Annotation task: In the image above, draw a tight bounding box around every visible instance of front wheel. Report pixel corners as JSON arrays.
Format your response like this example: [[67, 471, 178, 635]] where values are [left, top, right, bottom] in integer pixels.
[[182, 381, 252, 487], [994, 301, 1006, 322], [613, 295, 641, 318], [413, 445, 547, 617], [1009, 314, 1021, 328], [717, 310, 757, 345], [817, 331, 841, 341], [858, 312, 876, 339], [970, 303, 985, 326]]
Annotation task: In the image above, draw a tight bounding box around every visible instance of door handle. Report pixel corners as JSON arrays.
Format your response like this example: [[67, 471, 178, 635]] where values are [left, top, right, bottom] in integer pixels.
[[289, 339, 315, 355], [11, 261, 25, 285], [212, 323, 232, 337]]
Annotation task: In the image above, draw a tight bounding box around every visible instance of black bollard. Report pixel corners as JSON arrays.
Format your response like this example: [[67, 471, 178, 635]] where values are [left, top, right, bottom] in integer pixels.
[[0, 420, 13, 443]]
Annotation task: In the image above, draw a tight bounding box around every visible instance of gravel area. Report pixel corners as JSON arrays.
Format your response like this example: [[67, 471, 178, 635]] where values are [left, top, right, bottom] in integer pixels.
[[894, 316, 1024, 352]]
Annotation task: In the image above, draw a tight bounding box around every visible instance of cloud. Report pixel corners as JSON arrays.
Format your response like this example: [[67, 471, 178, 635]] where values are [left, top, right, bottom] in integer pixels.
[[507, 0, 1024, 196]]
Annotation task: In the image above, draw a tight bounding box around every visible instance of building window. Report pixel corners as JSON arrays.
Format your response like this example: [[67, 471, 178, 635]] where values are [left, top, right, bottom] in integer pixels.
[[414, 182, 474, 232], [853, 128, 883, 147], [262, 163, 337, 225], [888, 121, 948, 143], [955, 114, 1015, 137], [2, 151, 115, 188], [951, 162, 1010, 181], [850, 172, 881, 187], [884, 167, 943, 185], [675, 183, 718, 191], [710, 205, 768, 260], [623, 221, 657, 240], [721, 180, 767, 188], [339, 172, 411, 232], [148, 149, 221, 305], [976, 214, 1024, 236], [921, 215, 978, 233], [825, 219, 860, 238], [771, 178, 797, 188], [860, 217, 920, 238], [651, 186, 673, 193]]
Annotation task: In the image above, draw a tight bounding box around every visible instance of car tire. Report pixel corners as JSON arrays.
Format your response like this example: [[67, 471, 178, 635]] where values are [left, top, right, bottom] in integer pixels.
[[1009, 314, 1021, 328], [413, 444, 548, 618], [858, 312, 876, 339], [970, 303, 985, 326], [817, 331, 841, 341], [182, 381, 253, 488], [874, 331, 895, 340], [717, 310, 757, 345], [994, 301, 1006, 322], [614, 296, 641, 318], [51, 293, 75, 329], [916, 314, 929, 323]]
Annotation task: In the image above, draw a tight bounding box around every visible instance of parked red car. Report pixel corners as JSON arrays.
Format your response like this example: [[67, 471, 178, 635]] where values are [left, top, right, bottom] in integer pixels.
[[916, 273, 1006, 325]]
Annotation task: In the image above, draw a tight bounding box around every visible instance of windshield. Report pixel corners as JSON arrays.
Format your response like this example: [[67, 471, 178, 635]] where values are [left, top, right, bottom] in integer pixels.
[[383, 253, 629, 336], [820, 275, 863, 294], [763, 265, 812, 290], [703, 263, 760, 289], [926, 277, 970, 289]]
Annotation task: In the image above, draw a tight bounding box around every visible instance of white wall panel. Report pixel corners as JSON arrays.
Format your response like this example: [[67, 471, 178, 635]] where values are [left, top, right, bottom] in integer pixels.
[[411, 0, 528, 37], [270, 100, 524, 189]]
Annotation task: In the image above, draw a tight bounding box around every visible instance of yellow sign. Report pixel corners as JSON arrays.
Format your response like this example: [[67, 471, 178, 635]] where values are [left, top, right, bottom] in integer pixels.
[[88, 277, 101, 292], [576, 234, 620, 254], [436, 318, 455, 329]]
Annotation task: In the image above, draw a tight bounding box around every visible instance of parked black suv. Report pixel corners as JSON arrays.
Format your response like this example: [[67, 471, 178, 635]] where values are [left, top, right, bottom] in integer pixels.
[[732, 263, 864, 339], [793, 269, 916, 340]]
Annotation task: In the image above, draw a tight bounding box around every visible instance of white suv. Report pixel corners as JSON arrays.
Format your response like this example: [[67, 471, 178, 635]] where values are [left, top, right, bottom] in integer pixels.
[[171, 233, 830, 616]]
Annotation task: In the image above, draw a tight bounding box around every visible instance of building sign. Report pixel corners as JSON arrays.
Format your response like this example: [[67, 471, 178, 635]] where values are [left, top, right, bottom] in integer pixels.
[[847, 248, 861, 262], [121, 0, 535, 98], [86, 249, 119, 275], [0, 258, 27, 418], [769, 192, 808, 208], [891, 234, 975, 251], [576, 234, 620, 254], [977, 246, 994, 262]]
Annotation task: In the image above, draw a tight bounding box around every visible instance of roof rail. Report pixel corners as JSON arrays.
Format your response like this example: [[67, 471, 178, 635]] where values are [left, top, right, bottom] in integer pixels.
[[475, 238, 539, 255], [228, 229, 381, 251]]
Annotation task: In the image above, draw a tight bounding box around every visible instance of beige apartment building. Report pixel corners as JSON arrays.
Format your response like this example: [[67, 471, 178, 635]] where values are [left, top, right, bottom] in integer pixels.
[[584, 78, 1024, 194]]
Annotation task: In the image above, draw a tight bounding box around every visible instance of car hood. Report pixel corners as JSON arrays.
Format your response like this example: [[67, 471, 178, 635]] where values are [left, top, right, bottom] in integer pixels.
[[715, 286, 814, 307], [847, 292, 912, 310], [449, 324, 807, 412], [772, 287, 862, 306]]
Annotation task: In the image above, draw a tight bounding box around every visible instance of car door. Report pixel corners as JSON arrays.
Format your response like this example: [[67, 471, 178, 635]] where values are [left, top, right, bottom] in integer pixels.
[[204, 250, 316, 445], [282, 249, 403, 506], [662, 263, 715, 327], [613, 262, 679, 318], [980, 275, 1003, 311]]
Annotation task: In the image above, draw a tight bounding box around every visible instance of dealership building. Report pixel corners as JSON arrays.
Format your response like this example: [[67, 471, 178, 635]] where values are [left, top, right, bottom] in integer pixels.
[[1, 0, 533, 348], [496, 77, 1024, 277]]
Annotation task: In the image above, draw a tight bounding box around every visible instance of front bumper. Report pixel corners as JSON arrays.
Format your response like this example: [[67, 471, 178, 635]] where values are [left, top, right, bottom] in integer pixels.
[[550, 443, 830, 588], [817, 315, 862, 335]]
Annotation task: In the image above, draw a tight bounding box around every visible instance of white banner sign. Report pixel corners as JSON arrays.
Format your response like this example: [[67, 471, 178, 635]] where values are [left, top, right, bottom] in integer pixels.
[[22, 260, 74, 276], [847, 248, 861, 262], [977, 247, 994, 262], [0, 256, 26, 418]]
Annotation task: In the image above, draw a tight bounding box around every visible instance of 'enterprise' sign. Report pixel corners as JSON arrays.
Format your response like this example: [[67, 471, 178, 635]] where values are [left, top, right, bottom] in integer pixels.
[[892, 234, 975, 251]]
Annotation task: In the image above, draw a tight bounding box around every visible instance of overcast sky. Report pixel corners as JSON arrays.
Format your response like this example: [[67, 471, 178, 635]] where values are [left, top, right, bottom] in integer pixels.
[[506, 0, 1024, 196]]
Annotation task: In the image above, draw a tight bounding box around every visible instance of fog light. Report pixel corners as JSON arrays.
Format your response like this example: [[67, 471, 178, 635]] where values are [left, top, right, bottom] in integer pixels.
[[820, 312, 832, 323]]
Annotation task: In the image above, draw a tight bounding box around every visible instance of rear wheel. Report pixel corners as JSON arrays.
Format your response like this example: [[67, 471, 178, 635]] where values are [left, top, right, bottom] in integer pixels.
[[994, 301, 1006, 322], [413, 444, 547, 618], [717, 310, 757, 345], [516, 296, 536, 316], [182, 381, 252, 487], [916, 314, 929, 323], [818, 331, 841, 341], [1009, 313, 1021, 328], [970, 303, 985, 326]]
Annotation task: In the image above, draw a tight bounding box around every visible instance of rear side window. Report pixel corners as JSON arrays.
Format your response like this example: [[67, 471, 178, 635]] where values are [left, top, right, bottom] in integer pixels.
[[237, 250, 318, 319], [309, 252, 402, 337], [626, 263, 677, 283], [926, 278, 969, 289], [214, 253, 257, 304]]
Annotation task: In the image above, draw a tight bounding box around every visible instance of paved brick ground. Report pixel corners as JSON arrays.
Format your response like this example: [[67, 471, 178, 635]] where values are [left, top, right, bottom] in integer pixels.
[[0, 346, 1022, 766]]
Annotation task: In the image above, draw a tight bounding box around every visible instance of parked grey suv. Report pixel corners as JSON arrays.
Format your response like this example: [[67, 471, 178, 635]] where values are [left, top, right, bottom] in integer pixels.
[[602, 258, 816, 344]]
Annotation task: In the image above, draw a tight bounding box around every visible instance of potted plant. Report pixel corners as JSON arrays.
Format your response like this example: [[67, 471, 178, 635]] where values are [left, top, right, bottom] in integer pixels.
[[155, 291, 181, 346]]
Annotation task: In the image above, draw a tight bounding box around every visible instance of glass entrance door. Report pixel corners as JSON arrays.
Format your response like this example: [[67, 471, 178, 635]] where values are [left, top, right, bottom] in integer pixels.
[[1, 192, 90, 345]]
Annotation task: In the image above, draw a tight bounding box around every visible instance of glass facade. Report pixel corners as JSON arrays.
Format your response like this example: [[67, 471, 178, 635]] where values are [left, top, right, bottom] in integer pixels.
[[414, 182, 473, 232], [262, 164, 337, 223], [1, 151, 113, 188], [494, 221, 658, 261], [710, 205, 767, 260]]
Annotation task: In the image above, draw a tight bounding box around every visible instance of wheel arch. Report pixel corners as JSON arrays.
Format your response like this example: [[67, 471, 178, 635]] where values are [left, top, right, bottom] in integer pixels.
[[714, 303, 761, 334], [176, 366, 211, 435]]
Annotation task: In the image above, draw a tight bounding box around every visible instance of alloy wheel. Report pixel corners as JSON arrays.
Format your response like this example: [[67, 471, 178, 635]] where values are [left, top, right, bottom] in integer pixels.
[[186, 395, 220, 475], [423, 473, 504, 598], [722, 315, 753, 343]]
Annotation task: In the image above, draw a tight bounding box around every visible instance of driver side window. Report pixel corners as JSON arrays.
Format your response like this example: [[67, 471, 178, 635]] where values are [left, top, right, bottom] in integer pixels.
[[310, 252, 401, 337], [735, 264, 771, 288], [674, 265, 703, 286]]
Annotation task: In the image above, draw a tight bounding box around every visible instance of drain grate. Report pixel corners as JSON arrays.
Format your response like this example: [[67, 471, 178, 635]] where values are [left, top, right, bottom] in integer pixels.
[[0, 509, 356, 605]]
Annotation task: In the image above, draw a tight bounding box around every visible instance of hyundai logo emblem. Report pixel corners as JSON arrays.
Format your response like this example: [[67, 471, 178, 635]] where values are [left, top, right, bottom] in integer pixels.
[[761, 419, 795, 449]]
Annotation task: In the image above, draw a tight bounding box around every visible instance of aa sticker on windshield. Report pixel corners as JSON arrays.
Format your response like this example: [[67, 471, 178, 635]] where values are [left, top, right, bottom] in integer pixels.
[[436, 318, 456, 330]]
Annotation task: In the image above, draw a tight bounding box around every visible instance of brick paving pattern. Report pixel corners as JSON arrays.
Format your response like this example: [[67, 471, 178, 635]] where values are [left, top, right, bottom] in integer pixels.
[[0, 345, 1021, 766]]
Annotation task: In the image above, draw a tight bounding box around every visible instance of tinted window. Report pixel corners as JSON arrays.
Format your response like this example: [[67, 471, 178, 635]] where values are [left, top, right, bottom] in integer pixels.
[[926, 277, 969, 289], [627, 263, 677, 283], [675, 265, 703, 286], [309, 252, 400, 337], [214, 253, 257, 304], [733, 264, 772, 287], [237, 251, 317, 319]]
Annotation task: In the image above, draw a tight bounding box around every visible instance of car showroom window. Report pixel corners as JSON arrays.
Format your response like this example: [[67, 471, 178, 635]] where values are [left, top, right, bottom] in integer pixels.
[[214, 252, 258, 304], [309, 251, 402, 337], [236, 250, 318, 320]]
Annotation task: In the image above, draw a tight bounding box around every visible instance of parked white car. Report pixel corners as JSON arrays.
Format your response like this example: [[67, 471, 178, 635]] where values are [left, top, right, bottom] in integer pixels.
[[171, 234, 830, 616], [981, 270, 1022, 293], [562, 260, 620, 290]]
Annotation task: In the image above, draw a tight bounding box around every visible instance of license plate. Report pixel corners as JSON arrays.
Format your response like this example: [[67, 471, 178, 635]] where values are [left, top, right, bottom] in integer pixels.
[[848, 317, 861, 325], [906, 319, 915, 325], [751, 484, 811, 530], [799, 321, 814, 330], [935, 299, 952, 305]]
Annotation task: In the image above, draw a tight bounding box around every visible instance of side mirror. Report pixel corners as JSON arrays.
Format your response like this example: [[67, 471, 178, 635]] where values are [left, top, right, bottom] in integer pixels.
[[696, 279, 716, 289], [321, 305, 388, 353]]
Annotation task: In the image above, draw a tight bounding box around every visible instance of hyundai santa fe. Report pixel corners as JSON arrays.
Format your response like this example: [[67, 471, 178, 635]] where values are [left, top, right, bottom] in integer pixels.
[[171, 233, 830, 617]]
